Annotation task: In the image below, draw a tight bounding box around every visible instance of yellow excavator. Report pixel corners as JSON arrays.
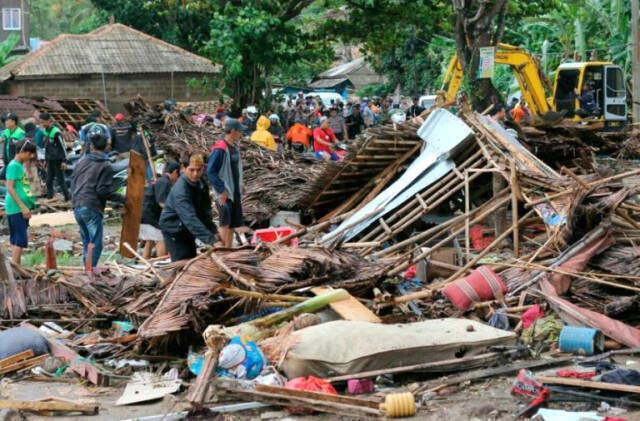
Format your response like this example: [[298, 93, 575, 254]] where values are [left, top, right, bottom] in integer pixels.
[[441, 43, 627, 130]]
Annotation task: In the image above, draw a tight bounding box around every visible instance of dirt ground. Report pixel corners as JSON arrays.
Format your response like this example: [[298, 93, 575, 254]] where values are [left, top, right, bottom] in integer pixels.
[[3, 364, 640, 421]]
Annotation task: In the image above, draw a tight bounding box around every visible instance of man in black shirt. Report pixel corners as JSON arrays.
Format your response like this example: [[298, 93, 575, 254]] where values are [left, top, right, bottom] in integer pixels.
[[407, 96, 425, 118], [159, 154, 216, 261], [40, 112, 70, 201], [140, 161, 180, 259], [110, 113, 136, 155]]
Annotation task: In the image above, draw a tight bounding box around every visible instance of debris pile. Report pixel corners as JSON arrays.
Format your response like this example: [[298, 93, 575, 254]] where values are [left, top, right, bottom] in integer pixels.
[[4, 103, 640, 419]]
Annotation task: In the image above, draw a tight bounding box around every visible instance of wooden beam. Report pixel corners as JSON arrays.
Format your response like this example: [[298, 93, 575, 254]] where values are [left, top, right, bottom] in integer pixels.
[[0, 399, 98, 415], [119, 151, 146, 258], [538, 376, 640, 394]]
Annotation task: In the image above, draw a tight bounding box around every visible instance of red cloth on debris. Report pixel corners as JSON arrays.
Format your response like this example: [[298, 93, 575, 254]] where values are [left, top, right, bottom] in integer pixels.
[[442, 266, 506, 310], [549, 233, 615, 295], [404, 265, 416, 280], [285, 376, 337, 414], [469, 225, 495, 251], [556, 369, 596, 379], [521, 304, 544, 329]]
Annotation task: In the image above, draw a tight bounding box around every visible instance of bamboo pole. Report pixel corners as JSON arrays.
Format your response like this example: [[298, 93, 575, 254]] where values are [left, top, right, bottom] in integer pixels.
[[387, 194, 511, 275]]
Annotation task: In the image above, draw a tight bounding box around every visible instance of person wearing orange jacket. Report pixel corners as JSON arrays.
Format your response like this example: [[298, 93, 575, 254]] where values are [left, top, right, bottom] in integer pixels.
[[285, 118, 312, 153]]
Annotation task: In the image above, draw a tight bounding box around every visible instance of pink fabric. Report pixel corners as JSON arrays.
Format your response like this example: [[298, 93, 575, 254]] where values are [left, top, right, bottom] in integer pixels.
[[521, 304, 544, 329], [549, 233, 615, 295]]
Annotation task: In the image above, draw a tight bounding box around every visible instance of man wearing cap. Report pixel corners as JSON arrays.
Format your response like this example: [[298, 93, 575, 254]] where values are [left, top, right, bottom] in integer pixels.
[[207, 118, 244, 248], [159, 154, 216, 261], [140, 161, 180, 259], [1, 113, 25, 178], [110, 113, 136, 156], [40, 112, 70, 201]]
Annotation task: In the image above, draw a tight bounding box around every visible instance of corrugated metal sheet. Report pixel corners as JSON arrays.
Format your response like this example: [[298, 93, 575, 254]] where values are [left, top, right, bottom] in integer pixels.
[[0, 24, 218, 80]]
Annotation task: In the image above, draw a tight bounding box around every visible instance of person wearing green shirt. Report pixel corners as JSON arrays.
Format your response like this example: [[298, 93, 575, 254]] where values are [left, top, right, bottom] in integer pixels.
[[1, 113, 25, 179], [5, 141, 36, 265]]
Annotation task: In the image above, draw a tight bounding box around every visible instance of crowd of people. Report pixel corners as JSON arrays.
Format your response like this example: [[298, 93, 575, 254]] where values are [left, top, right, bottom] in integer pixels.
[[0, 107, 248, 269], [0, 92, 429, 267], [217, 92, 420, 160]]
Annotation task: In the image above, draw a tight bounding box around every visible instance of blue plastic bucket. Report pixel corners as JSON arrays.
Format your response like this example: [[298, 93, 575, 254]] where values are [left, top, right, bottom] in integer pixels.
[[558, 326, 604, 355]]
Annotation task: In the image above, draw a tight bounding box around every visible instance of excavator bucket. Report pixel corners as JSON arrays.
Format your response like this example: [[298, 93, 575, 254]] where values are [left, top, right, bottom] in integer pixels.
[[533, 110, 567, 127]]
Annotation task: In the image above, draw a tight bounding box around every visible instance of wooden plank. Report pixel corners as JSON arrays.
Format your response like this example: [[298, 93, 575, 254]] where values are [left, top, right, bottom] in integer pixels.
[[0, 350, 33, 368], [119, 151, 146, 258], [255, 384, 379, 409], [0, 399, 98, 415], [538, 376, 640, 394], [0, 354, 48, 375], [30, 211, 76, 227], [311, 287, 381, 323]]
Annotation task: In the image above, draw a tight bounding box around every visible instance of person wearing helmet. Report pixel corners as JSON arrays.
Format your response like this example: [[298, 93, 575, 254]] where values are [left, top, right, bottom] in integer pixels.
[[5, 140, 37, 265], [40, 112, 70, 201], [268, 114, 285, 153], [79, 111, 111, 154], [250, 115, 276, 151], [1, 113, 25, 178], [71, 124, 125, 269], [110, 113, 136, 155]]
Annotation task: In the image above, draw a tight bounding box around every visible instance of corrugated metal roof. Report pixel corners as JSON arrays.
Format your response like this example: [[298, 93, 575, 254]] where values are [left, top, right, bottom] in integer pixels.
[[0, 24, 218, 81], [319, 58, 367, 79], [308, 77, 351, 89]]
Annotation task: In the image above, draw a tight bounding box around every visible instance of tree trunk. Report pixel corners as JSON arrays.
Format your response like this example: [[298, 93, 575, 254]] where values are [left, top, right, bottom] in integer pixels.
[[451, 0, 508, 110]]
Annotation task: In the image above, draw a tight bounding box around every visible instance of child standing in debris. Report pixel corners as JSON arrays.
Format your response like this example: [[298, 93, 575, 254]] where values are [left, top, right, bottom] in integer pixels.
[[71, 124, 125, 269], [5, 141, 37, 265], [140, 161, 181, 259], [207, 118, 244, 248]]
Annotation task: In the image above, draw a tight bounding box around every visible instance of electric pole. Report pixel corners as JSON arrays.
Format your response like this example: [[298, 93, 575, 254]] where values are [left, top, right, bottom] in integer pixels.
[[632, 0, 640, 123]]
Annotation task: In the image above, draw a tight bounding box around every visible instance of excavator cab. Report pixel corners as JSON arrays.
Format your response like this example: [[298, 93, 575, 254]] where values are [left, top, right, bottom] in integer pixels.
[[551, 63, 627, 129]]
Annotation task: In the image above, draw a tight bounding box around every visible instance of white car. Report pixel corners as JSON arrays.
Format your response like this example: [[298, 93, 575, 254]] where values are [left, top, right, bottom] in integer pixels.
[[419, 95, 437, 110], [307, 91, 345, 108]]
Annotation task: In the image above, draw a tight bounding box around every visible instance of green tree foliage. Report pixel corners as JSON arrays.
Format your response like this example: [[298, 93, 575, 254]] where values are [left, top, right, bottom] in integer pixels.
[[323, 0, 455, 96], [91, 0, 333, 107], [0, 34, 19, 67], [90, 0, 213, 51], [31, 0, 106, 40]]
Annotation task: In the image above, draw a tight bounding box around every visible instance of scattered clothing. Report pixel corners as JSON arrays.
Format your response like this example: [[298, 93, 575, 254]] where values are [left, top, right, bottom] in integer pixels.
[[601, 368, 640, 386]]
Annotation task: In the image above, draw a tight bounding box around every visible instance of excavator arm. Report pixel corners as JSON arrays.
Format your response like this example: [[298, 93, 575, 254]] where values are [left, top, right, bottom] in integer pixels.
[[440, 44, 565, 124]]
